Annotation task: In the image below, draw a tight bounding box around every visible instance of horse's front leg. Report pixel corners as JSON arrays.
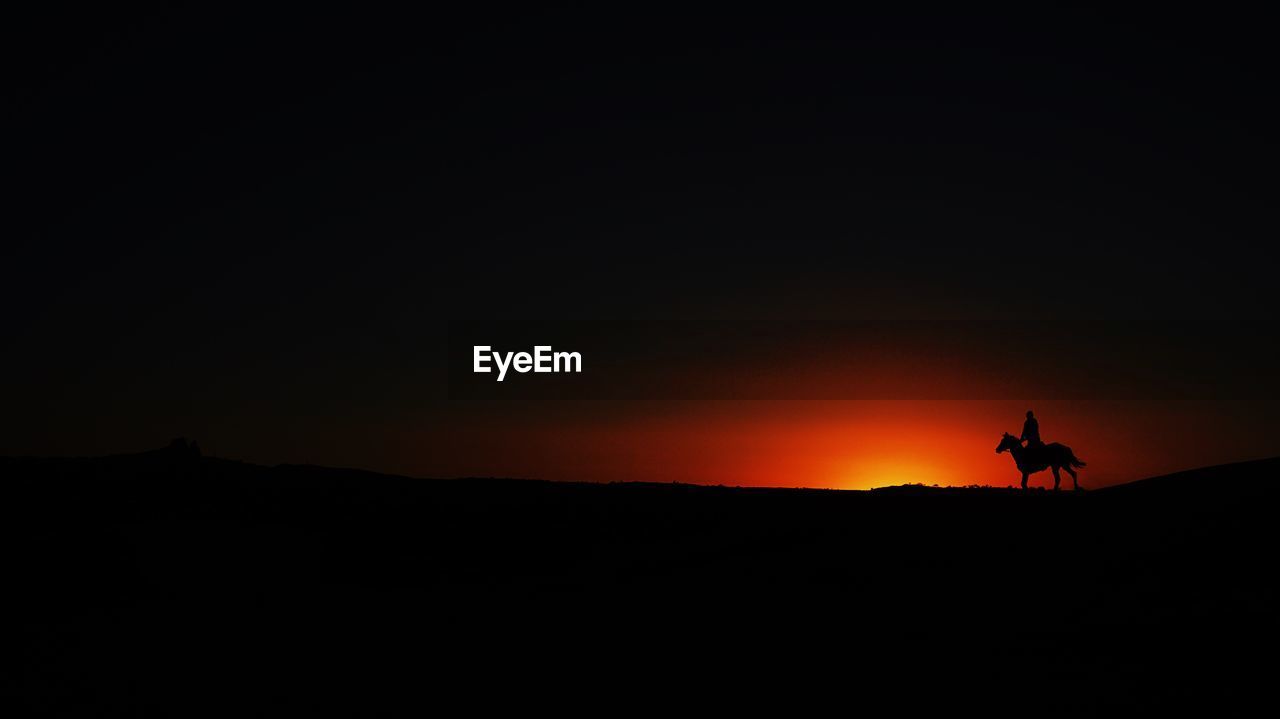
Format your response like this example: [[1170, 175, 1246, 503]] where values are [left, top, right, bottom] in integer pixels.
[[1021, 472, 1028, 490], [1051, 466, 1061, 491]]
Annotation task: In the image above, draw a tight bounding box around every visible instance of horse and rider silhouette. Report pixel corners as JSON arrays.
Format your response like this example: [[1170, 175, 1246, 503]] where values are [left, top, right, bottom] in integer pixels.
[[996, 410, 1087, 490]]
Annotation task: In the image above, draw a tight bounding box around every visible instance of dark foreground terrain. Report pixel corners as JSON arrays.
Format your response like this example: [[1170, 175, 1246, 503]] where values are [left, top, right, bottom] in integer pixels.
[[3, 444, 1275, 715]]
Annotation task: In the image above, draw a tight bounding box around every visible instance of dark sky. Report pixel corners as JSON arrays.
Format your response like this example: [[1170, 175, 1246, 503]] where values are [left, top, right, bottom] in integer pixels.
[[6, 7, 1279, 484]]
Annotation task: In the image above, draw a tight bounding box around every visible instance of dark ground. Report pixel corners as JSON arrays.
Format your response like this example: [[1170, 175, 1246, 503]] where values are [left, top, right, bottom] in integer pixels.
[[3, 444, 1275, 715]]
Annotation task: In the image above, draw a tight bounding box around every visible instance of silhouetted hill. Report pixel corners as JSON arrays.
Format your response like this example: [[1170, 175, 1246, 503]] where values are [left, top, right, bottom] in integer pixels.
[[3, 448, 1275, 714], [1096, 455, 1280, 495]]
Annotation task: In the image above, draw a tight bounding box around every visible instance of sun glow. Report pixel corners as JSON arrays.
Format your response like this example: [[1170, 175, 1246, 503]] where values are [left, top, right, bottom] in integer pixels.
[[422, 399, 1278, 491], [837, 458, 949, 490]]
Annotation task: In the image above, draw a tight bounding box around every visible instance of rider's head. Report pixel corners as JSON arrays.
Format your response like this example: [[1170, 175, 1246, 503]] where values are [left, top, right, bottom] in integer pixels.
[[1026, 410, 1035, 419]]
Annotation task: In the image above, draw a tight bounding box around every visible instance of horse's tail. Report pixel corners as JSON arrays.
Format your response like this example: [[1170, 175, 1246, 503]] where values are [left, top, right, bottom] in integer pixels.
[[1069, 452, 1087, 469]]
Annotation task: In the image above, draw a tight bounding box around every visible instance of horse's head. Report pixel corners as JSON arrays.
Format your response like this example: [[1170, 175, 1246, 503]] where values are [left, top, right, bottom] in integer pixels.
[[996, 432, 1020, 454]]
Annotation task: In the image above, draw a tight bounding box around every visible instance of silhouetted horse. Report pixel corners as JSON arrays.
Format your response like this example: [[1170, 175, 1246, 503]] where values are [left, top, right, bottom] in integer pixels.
[[996, 433, 1086, 490]]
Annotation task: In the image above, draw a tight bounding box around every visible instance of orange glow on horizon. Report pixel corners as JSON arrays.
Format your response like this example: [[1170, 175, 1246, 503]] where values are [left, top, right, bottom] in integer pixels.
[[418, 400, 1280, 490]]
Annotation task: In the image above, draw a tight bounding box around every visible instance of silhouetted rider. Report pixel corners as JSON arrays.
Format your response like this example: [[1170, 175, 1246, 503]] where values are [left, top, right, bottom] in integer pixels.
[[1021, 410, 1043, 449]]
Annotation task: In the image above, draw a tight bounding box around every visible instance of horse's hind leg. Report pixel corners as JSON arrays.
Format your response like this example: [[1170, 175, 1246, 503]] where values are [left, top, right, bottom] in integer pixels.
[[1051, 466, 1061, 491], [1065, 465, 1078, 490]]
